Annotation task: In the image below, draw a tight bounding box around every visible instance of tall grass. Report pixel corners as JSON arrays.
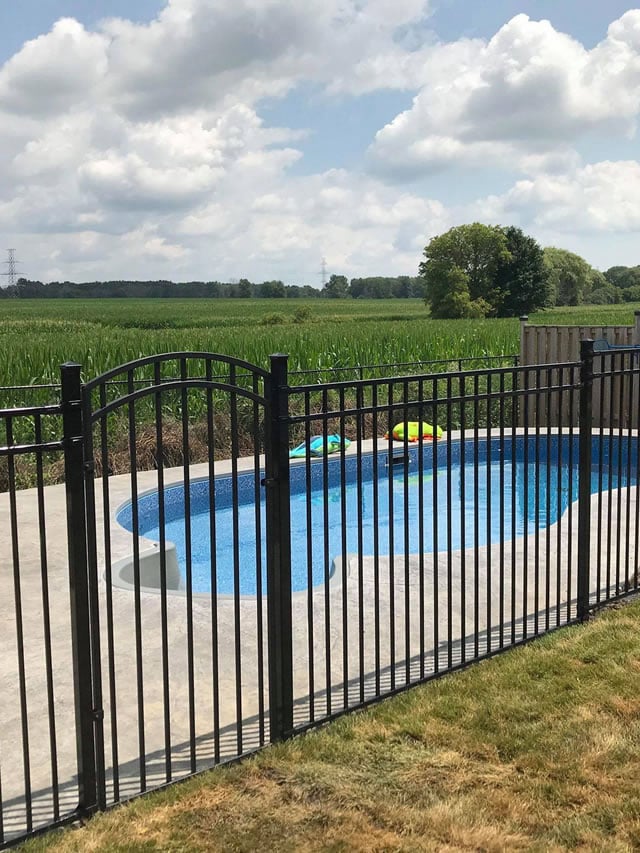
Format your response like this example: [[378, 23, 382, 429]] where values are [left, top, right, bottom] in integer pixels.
[[1, 297, 637, 394], [0, 300, 519, 389]]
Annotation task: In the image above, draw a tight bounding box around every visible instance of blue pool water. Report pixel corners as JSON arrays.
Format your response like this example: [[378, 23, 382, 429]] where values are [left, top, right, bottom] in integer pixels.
[[116, 435, 637, 595]]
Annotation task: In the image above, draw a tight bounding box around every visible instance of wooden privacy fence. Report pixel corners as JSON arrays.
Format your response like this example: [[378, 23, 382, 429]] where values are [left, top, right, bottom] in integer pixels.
[[519, 312, 640, 429]]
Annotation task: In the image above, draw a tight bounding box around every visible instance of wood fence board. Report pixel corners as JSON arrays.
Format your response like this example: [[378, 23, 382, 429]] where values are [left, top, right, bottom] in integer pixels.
[[519, 320, 639, 428]]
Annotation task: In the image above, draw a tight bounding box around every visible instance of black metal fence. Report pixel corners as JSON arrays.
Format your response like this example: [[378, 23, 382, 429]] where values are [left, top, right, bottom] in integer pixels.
[[0, 342, 639, 848]]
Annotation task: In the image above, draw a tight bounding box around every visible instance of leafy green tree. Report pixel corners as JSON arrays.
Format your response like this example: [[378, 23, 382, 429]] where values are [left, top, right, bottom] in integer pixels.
[[238, 278, 253, 297], [493, 226, 551, 316], [420, 223, 552, 318], [604, 266, 640, 290], [323, 274, 349, 298], [584, 269, 619, 303], [393, 276, 413, 298], [621, 285, 640, 303], [300, 285, 322, 298], [543, 248, 600, 306], [420, 223, 510, 318], [422, 260, 489, 319], [258, 280, 286, 298], [349, 277, 392, 298], [349, 276, 422, 298], [591, 282, 622, 304]]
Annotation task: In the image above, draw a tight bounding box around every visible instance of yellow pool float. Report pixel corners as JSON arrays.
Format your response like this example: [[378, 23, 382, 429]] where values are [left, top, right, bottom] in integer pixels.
[[385, 421, 443, 442]]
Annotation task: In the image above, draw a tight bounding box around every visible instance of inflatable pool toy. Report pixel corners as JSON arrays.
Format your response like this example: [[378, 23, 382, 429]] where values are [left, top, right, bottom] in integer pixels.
[[289, 434, 352, 458], [385, 421, 443, 442], [387, 421, 443, 441]]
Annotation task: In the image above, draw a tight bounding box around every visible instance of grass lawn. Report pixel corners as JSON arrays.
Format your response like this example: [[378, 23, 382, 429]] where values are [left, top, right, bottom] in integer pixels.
[[21, 599, 640, 852]]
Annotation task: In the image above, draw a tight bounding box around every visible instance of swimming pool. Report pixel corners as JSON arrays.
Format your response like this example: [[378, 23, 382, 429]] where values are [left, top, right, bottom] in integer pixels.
[[116, 434, 637, 596]]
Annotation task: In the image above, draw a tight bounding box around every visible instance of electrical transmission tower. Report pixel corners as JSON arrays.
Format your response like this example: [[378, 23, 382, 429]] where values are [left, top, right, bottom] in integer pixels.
[[319, 257, 328, 289], [2, 248, 21, 290]]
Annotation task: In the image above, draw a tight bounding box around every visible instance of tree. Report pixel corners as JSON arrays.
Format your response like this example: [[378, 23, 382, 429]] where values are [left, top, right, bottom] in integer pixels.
[[238, 278, 253, 297], [393, 276, 412, 298], [543, 248, 599, 306], [584, 269, 617, 303], [622, 284, 640, 303], [591, 281, 622, 304], [604, 266, 640, 290], [424, 262, 490, 318], [420, 223, 553, 318], [348, 276, 422, 298], [419, 223, 511, 318], [300, 285, 322, 298], [494, 226, 551, 316], [323, 274, 349, 298], [258, 280, 286, 298]]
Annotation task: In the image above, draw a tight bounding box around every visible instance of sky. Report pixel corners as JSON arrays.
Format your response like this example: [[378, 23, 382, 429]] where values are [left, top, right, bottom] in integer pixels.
[[1, 1, 640, 285]]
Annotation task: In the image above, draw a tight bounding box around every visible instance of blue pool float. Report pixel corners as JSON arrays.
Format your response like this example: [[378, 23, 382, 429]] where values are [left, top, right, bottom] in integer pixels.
[[289, 434, 351, 458]]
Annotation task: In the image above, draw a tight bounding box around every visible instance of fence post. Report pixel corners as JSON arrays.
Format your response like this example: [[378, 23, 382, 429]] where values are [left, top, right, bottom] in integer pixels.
[[577, 340, 594, 622], [61, 362, 98, 814], [266, 354, 293, 741]]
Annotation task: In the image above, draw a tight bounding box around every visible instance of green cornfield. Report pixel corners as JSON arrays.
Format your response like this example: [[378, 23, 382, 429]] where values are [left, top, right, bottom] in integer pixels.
[[1, 297, 638, 393], [1, 298, 515, 392]]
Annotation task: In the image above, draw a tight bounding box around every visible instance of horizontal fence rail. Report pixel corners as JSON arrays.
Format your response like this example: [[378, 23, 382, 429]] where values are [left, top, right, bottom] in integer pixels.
[[0, 353, 520, 403], [1, 341, 639, 847]]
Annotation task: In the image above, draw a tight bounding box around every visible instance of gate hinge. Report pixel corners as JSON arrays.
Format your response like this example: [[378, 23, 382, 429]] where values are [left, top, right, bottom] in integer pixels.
[[261, 477, 276, 488], [84, 460, 95, 473], [92, 707, 104, 722]]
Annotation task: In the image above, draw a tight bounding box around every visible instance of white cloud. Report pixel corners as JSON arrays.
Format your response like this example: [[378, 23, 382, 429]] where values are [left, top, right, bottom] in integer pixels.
[[369, 11, 640, 178], [176, 168, 449, 279], [479, 161, 640, 233], [1, 2, 640, 283], [0, 0, 439, 281], [0, 18, 108, 116], [0, 0, 434, 125], [124, 225, 188, 259], [11, 114, 93, 180]]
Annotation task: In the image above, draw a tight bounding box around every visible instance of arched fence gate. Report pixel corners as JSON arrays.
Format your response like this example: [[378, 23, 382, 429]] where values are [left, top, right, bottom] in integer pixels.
[[67, 352, 293, 815]]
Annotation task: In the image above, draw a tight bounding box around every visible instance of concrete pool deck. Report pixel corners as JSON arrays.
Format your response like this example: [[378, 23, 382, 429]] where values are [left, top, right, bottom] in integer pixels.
[[0, 429, 638, 842]]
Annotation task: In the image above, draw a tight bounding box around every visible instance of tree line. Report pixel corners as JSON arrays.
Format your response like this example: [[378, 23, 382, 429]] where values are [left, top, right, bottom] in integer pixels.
[[1, 275, 424, 300], [4, 224, 634, 314]]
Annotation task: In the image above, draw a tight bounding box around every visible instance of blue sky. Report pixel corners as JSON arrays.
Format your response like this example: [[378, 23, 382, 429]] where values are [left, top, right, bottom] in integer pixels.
[[1, 0, 639, 284]]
